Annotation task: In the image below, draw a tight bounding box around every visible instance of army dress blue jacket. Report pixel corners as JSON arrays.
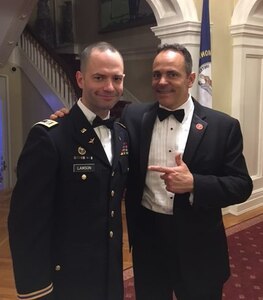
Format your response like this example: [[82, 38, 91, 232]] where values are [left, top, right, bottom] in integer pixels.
[[8, 104, 129, 300]]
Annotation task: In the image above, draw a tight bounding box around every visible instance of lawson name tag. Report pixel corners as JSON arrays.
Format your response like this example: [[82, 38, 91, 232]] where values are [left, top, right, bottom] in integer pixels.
[[73, 164, 95, 173]]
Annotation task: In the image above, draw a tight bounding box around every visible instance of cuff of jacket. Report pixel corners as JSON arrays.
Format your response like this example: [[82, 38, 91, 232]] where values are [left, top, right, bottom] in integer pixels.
[[17, 282, 53, 300]]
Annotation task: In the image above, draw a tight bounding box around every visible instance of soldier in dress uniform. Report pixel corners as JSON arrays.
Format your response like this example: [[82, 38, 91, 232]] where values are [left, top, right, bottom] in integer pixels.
[[8, 41, 129, 300]]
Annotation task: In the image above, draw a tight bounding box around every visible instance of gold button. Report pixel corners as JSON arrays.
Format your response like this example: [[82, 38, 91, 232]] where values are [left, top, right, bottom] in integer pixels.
[[109, 231, 114, 238], [111, 211, 115, 217], [111, 190, 115, 197], [112, 171, 115, 177], [55, 265, 61, 271], [81, 174, 87, 180]]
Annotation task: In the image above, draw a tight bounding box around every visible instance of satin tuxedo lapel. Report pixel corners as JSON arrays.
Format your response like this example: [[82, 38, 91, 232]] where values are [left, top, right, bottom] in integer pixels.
[[140, 103, 158, 179], [69, 104, 110, 166], [183, 105, 208, 166]]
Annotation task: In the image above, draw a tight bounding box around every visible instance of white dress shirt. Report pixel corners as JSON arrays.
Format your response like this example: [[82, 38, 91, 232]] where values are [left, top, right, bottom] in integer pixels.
[[77, 99, 113, 164], [142, 95, 194, 214]]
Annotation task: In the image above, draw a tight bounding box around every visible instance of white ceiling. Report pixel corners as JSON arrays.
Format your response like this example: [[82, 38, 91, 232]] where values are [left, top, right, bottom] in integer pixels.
[[0, 0, 37, 67]]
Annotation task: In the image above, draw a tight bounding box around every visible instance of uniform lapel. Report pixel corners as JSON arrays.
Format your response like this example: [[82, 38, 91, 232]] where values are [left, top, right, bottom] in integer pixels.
[[183, 101, 208, 165], [70, 104, 110, 166], [111, 122, 126, 170]]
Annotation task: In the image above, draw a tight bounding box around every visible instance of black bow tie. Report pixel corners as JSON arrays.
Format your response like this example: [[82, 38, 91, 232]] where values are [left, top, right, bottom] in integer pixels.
[[92, 116, 115, 129], [157, 107, 185, 123]]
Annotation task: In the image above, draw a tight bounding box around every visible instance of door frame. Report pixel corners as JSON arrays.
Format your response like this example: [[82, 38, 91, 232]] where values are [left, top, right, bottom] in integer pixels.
[[0, 75, 11, 189]]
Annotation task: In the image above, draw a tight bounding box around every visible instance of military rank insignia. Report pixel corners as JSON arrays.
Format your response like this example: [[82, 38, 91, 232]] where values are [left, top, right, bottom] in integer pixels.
[[34, 119, 58, 128], [120, 142, 128, 156]]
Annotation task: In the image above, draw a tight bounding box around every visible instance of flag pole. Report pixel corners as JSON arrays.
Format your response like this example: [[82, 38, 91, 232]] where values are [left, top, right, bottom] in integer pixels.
[[198, 0, 212, 108]]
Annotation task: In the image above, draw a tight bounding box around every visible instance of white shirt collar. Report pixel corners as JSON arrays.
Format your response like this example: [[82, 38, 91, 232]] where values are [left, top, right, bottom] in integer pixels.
[[159, 94, 194, 122], [77, 98, 110, 124]]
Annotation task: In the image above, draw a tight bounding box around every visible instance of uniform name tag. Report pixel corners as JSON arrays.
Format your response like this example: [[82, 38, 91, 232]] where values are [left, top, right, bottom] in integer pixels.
[[73, 164, 95, 172]]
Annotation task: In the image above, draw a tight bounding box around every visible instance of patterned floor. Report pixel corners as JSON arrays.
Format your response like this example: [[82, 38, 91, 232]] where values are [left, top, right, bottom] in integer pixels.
[[223, 214, 263, 300], [1, 187, 262, 300], [124, 214, 263, 300]]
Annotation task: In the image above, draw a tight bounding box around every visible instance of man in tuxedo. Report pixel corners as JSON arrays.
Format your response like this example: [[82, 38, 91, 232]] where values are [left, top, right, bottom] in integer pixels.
[[121, 43, 253, 300], [8, 42, 129, 300]]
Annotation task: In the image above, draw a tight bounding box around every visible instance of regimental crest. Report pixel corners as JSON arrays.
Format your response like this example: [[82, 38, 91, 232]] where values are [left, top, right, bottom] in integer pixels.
[[78, 146, 86, 155]]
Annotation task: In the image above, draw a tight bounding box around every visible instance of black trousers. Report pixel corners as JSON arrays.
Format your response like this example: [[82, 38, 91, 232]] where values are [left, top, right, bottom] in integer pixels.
[[132, 206, 223, 300]]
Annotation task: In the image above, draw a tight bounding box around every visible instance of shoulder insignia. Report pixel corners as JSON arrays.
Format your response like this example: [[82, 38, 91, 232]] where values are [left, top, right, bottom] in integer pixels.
[[115, 121, 126, 129], [34, 119, 59, 128]]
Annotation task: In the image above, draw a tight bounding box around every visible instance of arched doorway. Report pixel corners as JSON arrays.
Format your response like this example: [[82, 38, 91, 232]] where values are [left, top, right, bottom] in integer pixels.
[[146, 0, 200, 96], [0, 75, 10, 190]]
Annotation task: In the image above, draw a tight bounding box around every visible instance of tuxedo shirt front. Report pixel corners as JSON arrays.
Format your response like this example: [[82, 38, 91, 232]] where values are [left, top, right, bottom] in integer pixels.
[[142, 95, 194, 214]]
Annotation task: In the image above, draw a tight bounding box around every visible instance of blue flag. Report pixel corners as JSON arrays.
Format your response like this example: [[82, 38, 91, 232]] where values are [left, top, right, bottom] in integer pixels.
[[198, 0, 212, 108]]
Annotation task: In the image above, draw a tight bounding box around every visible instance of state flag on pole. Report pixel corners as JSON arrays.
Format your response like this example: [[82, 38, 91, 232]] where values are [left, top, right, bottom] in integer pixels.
[[198, 0, 212, 108]]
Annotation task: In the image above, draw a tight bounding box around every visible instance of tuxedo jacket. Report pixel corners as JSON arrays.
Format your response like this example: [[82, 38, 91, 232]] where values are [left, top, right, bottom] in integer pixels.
[[8, 104, 129, 300], [121, 98, 253, 289]]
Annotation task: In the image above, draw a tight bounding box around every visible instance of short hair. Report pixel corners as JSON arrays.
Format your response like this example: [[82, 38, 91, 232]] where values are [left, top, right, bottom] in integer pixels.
[[157, 43, 193, 75], [80, 41, 123, 72]]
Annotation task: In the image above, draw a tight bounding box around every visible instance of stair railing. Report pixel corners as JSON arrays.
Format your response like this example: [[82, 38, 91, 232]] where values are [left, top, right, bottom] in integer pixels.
[[19, 26, 78, 109]]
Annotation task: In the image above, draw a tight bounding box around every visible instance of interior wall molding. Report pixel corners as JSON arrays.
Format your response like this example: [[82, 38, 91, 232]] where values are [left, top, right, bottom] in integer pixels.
[[146, 0, 198, 26], [230, 0, 263, 214]]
